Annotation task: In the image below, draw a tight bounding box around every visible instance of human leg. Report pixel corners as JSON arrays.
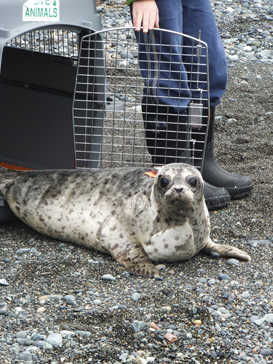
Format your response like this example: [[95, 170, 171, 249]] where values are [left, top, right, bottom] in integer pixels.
[[182, 0, 253, 198], [135, 1, 192, 165]]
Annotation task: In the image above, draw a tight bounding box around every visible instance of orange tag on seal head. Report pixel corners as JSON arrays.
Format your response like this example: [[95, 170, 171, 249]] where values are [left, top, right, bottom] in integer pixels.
[[144, 169, 158, 178]]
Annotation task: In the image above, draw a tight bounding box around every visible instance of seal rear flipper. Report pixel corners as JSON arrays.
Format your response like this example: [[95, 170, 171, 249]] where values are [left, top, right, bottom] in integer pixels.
[[203, 238, 251, 262], [0, 168, 20, 196]]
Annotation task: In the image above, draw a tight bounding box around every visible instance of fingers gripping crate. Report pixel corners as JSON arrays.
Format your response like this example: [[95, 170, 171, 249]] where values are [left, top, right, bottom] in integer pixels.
[[73, 26, 210, 170]]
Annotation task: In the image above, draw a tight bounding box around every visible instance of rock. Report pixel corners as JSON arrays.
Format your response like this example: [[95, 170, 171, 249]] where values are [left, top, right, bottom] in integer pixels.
[[250, 313, 273, 326], [164, 332, 178, 343], [150, 322, 160, 331], [18, 351, 33, 362], [193, 320, 202, 327], [119, 352, 128, 362], [227, 54, 239, 62], [259, 49, 273, 59], [131, 320, 146, 333], [15, 331, 29, 339], [208, 278, 217, 286], [0, 302, 8, 315], [260, 348, 273, 357], [63, 295, 77, 305], [33, 340, 53, 350], [263, 313, 273, 324], [16, 338, 33, 346], [60, 330, 74, 338], [75, 330, 92, 337], [31, 333, 46, 341], [46, 333, 63, 348], [101, 274, 116, 281], [218, 273, 230, 281], [241, 291, 250, 299], [247, 239, 272, 247], [16, 248, 31, 255], [0, 279, 9, 286], [93, 299, 102, 305], [226, 258, 240, 266], [211, 307, 232, 320], [131, 292, 141, 301], [161, 306, 172, 313], [135, 357, 147, 364]]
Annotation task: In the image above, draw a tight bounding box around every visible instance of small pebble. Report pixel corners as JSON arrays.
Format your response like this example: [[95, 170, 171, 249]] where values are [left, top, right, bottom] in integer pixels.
[[31, 334, 46, 341], [131, 292, 141, 301], [18, 351, 33, 362], [33, 340, 53, 350], [226, 258, 240, 266], [161, 306, 172, 313], [150, 322, 160, 331], [218, 273, 230, 281], [101, 274, 116, 281], [193, 320, 202, 327], [164, 333, 177, 343], [131, 320, 146, 333], [0, 279, 9, 286], [46, 333, 63, 348], [16, 248, 31, 255], [75, 330, 92, 337], [63, 295, 77, 305]]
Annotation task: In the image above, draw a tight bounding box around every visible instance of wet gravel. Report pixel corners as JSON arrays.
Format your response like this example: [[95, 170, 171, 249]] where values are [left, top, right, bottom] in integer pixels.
[[0, 1, 273, 363]]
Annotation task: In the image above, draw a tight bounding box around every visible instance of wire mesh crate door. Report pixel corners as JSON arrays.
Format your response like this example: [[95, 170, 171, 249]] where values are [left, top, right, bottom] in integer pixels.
[[73, 27, 210, 170], [73, 32, 106, 169]]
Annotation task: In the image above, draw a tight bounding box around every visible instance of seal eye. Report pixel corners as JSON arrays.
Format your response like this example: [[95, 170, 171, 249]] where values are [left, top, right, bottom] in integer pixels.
[[159, 176, 170, 189], [187, 176, 198, 188]]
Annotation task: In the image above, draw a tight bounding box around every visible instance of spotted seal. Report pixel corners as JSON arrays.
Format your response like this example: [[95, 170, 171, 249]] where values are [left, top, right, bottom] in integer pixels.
[[0, 164, 250, 276]]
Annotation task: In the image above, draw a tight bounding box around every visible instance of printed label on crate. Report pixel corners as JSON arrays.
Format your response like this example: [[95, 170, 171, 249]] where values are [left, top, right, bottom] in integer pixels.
[[23, 0, 60, 22]]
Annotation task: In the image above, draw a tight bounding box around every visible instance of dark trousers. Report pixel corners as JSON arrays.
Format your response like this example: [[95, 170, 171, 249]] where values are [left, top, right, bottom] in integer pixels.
[[132, 0, 228, 164]]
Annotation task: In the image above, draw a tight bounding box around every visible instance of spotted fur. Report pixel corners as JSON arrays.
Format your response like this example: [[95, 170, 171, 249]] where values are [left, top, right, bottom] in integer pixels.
[[0, 164, 250, 276]]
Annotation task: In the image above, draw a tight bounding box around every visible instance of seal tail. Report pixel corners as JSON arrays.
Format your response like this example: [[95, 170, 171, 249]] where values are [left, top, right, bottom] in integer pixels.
[[203, 238, 251, 262]]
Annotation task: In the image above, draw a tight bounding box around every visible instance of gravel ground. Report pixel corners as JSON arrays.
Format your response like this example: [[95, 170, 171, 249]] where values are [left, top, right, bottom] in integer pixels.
[[0, 1, 273, 363]]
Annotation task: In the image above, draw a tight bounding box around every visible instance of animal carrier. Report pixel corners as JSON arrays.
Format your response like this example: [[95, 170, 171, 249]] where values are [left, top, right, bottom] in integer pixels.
[[0, 0, 103, 222], [73, 27, 210, 170]]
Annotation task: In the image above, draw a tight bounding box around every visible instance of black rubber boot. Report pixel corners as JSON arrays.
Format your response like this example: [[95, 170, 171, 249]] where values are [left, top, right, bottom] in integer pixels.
[[204, 182, 230, 210], [142, 98, 231, 210], [201, 107, 253, 199]]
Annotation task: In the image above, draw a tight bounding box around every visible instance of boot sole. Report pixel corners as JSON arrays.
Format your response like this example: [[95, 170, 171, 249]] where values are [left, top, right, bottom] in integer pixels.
[[225, 185, 253, 200], [205, 194, 231, 211]]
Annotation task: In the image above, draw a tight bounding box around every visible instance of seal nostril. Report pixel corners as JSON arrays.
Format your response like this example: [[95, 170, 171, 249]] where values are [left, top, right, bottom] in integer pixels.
[[175, 187, 183, 193]]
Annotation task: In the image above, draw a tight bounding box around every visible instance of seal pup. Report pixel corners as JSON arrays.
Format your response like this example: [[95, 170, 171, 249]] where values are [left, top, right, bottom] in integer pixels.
[[0, 164, 250, 277]]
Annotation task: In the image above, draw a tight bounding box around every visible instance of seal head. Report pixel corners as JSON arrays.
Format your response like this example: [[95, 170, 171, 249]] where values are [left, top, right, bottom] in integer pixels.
[[152, 164, 204, 224]]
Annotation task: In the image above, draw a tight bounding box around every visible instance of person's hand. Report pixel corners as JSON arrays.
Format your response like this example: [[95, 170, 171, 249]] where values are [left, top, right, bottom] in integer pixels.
[[132, 0, 159, 33]]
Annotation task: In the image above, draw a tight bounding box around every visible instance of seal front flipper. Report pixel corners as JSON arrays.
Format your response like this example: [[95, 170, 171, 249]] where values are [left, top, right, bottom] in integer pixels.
[[203, 237, 251, 262], [110, 242, 161, 278]]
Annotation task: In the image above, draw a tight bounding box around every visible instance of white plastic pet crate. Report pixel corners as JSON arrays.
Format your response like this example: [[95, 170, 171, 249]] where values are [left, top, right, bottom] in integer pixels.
[[0, 0, 103, 222], [0, 0, 102, 170]]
